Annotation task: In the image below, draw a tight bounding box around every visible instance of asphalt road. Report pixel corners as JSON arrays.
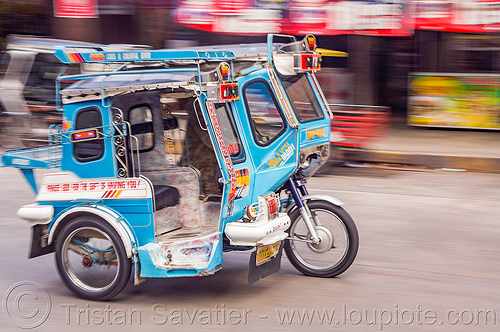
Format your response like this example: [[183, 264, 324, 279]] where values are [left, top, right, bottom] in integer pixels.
[[0, 165, 499, 331]]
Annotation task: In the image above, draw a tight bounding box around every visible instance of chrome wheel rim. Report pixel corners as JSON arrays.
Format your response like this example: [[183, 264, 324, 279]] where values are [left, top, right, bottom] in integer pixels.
[[61, 227, 120, 293], [289, 208, 349, 271]]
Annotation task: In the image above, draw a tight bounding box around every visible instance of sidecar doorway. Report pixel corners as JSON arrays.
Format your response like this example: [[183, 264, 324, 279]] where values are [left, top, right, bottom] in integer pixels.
[[112, 89, 222, 235]]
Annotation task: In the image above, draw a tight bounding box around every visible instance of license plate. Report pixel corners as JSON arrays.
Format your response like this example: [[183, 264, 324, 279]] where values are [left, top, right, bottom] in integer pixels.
[[256, 241, 281, 266]]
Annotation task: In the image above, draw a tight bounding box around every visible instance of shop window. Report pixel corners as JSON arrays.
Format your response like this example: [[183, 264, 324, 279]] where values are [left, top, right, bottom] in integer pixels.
[[74, 108, 104, 162], [244, 81, 286, 146]]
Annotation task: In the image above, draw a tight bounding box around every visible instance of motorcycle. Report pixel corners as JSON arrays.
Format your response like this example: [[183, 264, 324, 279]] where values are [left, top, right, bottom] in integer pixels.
[[1, 34, 358, 300]]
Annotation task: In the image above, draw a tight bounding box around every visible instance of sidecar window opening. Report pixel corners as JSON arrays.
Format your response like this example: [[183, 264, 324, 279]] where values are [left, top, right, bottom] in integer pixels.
[[243, 80, 286, 147], [213, 102, 245, 164], [180, 97, 222, 195], [129, 104, 154, 152], [73, 107, 104, 162], [280, 73, 325, 123]]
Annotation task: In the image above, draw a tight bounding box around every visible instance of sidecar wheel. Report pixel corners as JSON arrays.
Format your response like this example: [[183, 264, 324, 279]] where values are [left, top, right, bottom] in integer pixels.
[[284, 201, 358, 277], [55, 216, 131, 300]]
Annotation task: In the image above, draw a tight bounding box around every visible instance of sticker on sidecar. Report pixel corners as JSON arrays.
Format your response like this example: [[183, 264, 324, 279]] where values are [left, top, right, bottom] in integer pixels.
[[36, 172, 149, 201], [265, 141, 296, 169], [235, 168, 249, 198], [307, 128, 326, 140], [206, 101, 238, 203]]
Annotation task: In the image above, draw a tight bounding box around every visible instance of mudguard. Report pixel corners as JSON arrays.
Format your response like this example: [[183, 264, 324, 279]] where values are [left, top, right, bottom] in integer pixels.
[[47, 205, 137, 258], [285, 194, 344, 214]]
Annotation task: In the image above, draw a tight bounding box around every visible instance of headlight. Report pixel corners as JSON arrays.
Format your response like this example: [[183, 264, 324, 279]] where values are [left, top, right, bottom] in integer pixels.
[[244, 193, 280, 222]]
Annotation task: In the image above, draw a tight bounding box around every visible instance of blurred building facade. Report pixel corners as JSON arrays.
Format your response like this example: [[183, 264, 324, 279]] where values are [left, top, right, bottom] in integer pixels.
[[1, 1, 500, 128]]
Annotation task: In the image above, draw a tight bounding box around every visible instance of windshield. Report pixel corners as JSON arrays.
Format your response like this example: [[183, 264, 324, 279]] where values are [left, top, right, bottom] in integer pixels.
[[280, 73, 324, 123]]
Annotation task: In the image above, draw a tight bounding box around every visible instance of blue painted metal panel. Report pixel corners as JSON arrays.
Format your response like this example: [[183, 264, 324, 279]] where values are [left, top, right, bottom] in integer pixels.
[[60, 101, 118, 179], [54, 47, 235, 65], [216, 68, 299, 229], [43, 198, 154, 247], [136, 234, 223, 278]]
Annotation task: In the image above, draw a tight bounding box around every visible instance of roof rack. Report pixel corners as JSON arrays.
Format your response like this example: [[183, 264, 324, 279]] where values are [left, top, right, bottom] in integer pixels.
[[53, 46, 236, 65]]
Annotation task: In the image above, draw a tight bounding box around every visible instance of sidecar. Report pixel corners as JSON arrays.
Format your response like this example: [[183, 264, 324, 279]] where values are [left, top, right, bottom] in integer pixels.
[[1, 34, 339, 300]]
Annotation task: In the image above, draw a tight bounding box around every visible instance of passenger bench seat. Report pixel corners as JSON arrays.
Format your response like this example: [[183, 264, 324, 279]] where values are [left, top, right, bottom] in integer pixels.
[[153, 185, 180, 211]]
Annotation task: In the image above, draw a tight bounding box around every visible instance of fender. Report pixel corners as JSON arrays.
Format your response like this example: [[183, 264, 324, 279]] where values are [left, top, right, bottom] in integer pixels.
[[47, 205, 137, 258], [285, 194, 344, 214]]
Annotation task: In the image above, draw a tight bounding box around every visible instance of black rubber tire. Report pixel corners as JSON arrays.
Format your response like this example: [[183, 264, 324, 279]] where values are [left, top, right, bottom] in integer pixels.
[[284, 200, 359, 277], [55, 216, 131, 300]]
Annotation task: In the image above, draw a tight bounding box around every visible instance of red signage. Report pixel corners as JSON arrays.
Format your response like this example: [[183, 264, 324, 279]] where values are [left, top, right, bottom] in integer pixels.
[[174, 0, 412, 36], [220, 83, 239, 101], [54, 0, 98, 18], [71, 129, 98, 142], [414, 0, 500, 33], [174, 0, 282, 35], [172, 0, 500, 35], [413, 0, 453, 31], [300, 54, 321, 71], [282, 0, 413, 36]]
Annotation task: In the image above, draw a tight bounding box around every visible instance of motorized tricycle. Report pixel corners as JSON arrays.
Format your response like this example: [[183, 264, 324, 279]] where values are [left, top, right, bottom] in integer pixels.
[[1, 34, 358, 300]]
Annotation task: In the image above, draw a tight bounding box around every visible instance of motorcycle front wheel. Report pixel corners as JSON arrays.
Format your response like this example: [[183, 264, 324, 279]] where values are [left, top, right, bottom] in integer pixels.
[[284, 200, 359, 277], [55, 216, 131, 300]]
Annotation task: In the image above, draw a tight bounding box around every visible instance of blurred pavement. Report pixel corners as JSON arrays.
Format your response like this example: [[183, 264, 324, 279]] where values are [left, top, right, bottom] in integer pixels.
[[340, 120, 500, 173]]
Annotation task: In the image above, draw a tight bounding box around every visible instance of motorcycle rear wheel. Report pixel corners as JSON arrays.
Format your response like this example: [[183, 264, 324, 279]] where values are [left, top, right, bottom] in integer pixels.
[[284, 200, 358, 277]]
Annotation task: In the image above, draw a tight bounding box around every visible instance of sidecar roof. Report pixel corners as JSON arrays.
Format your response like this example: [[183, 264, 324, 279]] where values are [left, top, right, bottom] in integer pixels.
[[57, 40, 301, 104], [5, 34, 151, 55], [58, 45, 273, 104], [188, 43, 280, 60], [60, 70, 197, 104]]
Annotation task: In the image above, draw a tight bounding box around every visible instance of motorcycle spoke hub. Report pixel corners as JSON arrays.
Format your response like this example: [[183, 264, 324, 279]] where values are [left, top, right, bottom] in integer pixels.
[[307, 226, 334, 253]]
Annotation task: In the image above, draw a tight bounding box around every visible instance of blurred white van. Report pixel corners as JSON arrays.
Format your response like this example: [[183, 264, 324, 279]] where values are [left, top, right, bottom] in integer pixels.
[[0, 35, 150, 147]]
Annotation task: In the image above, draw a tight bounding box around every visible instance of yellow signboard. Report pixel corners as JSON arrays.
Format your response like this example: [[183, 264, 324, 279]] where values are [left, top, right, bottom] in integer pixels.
[[408, 73, 500, 130]]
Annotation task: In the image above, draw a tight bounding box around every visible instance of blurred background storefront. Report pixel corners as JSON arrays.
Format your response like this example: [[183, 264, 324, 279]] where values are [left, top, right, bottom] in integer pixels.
[[1, 0, 500, 130]]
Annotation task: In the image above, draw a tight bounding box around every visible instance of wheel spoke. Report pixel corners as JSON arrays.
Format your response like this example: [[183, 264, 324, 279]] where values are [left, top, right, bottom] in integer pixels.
[[55, 216, 131, 300], [292, 233, 309, 240], [57, 224, 127, 298], [290, 209, 347, 270], [67, 242, 91, 256], [284, 201, 358, 277]]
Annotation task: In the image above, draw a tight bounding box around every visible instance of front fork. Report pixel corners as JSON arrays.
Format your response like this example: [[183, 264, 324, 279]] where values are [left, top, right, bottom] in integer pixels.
[[286, 176, 321, 244]]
